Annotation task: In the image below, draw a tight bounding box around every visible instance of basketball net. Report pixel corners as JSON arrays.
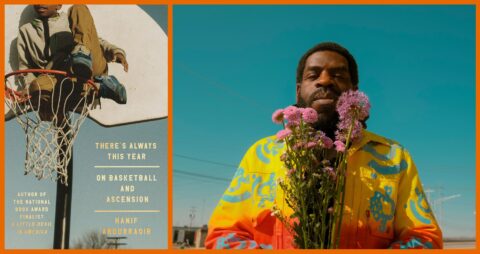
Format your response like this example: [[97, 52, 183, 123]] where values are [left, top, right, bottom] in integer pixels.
[[5, 69, 97, 185]]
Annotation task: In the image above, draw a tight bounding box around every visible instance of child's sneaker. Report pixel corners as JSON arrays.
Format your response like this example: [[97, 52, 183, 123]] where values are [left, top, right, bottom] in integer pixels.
[[70, 44, 92, 79], [95, 75, 127, 104]]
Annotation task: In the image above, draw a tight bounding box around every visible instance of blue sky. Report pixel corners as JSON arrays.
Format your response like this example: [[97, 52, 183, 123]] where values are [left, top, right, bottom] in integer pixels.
[[173, 5, 476, 239], [4, 5, 168, 249]]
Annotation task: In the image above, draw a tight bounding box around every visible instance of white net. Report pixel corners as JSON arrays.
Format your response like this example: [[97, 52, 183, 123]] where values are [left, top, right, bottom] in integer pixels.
[[5, 70, 97, 185]]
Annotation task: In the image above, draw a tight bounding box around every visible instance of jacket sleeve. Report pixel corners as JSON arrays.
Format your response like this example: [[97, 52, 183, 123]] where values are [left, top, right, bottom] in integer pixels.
[[205, 152, 261, 249], [98, 38, 126, 62], [17, 27, 36, 86], [390, 149, 443, 249], [205, 141, 276, 250]]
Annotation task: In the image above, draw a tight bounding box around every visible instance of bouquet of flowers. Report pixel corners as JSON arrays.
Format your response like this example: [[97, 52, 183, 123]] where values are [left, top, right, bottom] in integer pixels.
[[271, 90, 370, 249]]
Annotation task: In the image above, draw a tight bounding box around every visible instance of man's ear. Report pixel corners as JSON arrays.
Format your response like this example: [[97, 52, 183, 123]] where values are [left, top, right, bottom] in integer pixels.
[[296, 83, 301, 103]]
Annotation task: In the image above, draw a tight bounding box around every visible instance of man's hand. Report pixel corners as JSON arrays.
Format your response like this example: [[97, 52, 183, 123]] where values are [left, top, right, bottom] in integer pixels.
[[115, 53, 129, 72]]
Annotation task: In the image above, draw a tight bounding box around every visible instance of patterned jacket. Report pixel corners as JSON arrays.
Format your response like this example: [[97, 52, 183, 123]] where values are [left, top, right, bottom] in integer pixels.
[[206, 130, 443, 249]]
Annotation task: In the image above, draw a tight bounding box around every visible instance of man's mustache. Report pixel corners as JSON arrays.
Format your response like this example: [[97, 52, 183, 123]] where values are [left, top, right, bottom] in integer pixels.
[[307, 87, 341, 104]]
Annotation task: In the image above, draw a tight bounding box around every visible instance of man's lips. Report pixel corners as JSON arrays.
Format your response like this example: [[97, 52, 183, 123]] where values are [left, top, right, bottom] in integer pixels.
[[312, 92, 336, 105], [312, 98, 335, 105], [311, 98, 335, 108], [309, 92, 337, 110], [306, 89, 339, 109]]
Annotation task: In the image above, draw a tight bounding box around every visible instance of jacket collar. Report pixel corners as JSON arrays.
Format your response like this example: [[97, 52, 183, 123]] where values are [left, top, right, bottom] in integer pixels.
[[31, 12, 62, 28]]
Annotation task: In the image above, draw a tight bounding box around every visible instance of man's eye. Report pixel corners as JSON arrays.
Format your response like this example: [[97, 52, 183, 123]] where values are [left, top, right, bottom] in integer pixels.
[[306, 74, 317, 80]]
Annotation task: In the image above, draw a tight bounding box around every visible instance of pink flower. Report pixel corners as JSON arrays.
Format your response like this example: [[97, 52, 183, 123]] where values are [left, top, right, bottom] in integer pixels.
[[276, 129, 292, 140], [335, 90, 369, 143], [293, 141, 305, 150], [306, 141, 317, 149], [321, 135, 334, 149], [336, 90, 371, 121], [272, 109, 284, 124], [324, 166, 336, 180], [334, 140, 345, 152], [314, 131, 334, 149], [283, 106, 301, 122], [335, 120, 363, 142], [286, 119, 300, 128], [301, 108, 318, 123]]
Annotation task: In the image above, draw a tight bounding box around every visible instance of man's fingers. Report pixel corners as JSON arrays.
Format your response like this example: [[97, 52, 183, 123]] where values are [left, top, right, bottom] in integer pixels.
[[115, 54, 129, 72]]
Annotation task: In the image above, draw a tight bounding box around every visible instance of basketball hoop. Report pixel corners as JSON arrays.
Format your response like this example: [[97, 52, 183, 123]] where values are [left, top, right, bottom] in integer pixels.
[[4, 69, 98, 185]]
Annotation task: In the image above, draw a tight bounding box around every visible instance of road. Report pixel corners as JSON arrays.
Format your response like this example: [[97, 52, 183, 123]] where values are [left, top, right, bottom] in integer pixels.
[[444, 241, 476, 249]]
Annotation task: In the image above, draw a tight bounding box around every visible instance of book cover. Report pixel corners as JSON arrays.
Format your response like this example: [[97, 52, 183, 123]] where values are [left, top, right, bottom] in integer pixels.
[[4, 4, 168, 249]]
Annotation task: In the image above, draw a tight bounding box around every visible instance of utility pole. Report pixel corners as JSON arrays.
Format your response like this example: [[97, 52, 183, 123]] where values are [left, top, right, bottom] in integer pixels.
[[189, 206, 197, 228], [106, 236, 127, 249], [201, 199, 206, 226]]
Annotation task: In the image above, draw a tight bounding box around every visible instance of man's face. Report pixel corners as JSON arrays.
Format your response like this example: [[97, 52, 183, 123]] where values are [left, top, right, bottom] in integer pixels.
[[33, 5, 61, 18], [296, 50, 355, 132]]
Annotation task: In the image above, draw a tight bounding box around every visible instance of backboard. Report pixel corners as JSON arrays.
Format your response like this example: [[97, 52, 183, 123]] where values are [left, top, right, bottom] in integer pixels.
[[5, 5, 168, 126]]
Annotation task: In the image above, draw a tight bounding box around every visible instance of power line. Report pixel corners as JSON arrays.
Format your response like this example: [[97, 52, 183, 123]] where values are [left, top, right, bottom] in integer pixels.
[[177, 62, 269, 112], [174, 169, 231, 182], [174, 153, 237, 168]]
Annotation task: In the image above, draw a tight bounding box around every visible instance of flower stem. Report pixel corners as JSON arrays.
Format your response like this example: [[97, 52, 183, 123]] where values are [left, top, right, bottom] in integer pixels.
[[333, 113, 357, 248]]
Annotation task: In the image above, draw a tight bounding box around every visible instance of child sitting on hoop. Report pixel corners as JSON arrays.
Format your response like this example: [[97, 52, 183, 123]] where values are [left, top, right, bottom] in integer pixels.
[[16, 5, 128, 120]]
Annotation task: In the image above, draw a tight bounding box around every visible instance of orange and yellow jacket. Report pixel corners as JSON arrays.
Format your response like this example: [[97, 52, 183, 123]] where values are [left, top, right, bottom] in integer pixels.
[[205, 130, 442, 249]]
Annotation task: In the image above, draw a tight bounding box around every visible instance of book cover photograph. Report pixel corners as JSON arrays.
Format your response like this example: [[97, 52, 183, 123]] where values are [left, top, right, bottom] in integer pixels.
[[4, 5, 168, 249]]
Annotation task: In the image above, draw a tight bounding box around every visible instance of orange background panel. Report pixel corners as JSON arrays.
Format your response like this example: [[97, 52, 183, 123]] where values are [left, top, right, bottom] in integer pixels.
[[1, 1, 478, 254]]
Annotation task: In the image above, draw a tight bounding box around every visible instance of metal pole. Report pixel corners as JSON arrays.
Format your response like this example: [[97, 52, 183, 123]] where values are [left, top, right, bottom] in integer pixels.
[[53, 120, 73, 249]]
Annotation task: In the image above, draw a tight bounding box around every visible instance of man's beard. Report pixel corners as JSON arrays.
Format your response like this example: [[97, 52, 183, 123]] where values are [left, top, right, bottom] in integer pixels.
[[297, 96, 339, 139]]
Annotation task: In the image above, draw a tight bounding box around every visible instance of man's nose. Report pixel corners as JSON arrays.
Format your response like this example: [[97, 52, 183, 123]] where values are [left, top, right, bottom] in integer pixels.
[[315, 70, 333, 87]]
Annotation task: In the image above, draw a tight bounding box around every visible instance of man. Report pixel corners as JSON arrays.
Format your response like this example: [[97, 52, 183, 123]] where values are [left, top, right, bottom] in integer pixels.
[[16, 5, 128, 110], [205, 42, 442, 249]]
